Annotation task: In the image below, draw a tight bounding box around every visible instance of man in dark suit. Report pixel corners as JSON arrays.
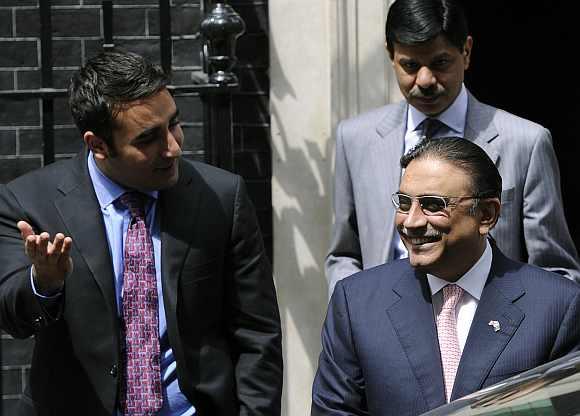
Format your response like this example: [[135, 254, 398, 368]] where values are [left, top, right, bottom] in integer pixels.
[[312, 137, 580, 415], [0, 50, 282, 415]]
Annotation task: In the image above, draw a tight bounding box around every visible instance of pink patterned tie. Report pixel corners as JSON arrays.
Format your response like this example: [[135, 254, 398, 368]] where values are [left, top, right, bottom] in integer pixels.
[[437, 284, 464, 403], [119, 192, 163, 415]]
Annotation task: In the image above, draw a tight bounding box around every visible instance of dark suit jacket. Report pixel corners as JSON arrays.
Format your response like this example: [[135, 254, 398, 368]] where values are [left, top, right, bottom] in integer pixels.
[[0, 151, 283, 416], [312, 245, 580, 416]]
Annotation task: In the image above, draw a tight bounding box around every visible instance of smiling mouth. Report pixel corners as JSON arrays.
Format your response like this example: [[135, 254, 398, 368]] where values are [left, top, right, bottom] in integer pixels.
[[403, 235, 442, 245]]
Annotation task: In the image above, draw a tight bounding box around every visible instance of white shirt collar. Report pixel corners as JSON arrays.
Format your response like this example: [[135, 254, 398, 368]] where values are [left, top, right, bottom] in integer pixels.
[[427, 239, 492, 301], [407, 84, 468, 136]]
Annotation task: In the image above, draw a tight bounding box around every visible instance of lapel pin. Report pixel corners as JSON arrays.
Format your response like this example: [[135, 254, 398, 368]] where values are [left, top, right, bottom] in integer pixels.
[[488, 320, 501, 332]]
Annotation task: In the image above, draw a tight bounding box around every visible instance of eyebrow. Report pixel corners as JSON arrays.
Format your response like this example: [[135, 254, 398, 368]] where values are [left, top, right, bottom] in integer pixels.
[[132, 109, 180, 143]]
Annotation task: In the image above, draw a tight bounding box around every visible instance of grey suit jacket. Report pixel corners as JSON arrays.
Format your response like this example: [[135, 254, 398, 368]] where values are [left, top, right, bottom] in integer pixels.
[[326, 92, 580, 295]]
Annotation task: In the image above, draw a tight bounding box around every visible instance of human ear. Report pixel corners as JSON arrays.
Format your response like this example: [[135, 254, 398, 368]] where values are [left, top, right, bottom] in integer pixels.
[[463, 36, 473, 70], [478, 197, 500, 235], [83, 131, 110, 160]]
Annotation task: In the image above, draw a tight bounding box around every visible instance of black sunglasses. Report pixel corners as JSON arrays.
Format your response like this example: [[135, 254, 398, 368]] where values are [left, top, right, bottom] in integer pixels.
[[391, 192, 479, 216]]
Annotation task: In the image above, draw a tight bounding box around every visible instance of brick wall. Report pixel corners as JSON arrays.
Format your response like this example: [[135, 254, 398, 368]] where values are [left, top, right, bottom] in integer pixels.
[[0, 0, 271, 412]]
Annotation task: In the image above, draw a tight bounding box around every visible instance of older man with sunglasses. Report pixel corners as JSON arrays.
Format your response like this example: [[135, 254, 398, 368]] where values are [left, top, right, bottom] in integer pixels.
[[311, 137, 580, 416]]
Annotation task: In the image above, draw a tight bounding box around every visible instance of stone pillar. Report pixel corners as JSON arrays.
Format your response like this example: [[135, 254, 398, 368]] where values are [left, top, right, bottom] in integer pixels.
[[270, 1, 399, 414]]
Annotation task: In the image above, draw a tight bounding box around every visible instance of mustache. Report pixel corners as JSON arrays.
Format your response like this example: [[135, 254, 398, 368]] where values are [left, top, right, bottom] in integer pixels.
[[408, 85, 445, 99], [398, 226, 442, 239]]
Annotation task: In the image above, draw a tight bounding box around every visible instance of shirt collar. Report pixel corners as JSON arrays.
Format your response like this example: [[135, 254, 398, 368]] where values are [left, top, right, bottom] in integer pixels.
[[87, 151, 158, 210], [407, 84, 468, 136], [427, 239, 492, 301]]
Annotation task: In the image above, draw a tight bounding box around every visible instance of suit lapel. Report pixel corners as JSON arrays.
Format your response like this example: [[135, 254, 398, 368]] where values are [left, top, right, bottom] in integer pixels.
[[54, 152, 117, 321], [159, 160, 202, 367], [386, 267, 447, 410], [452, 248, 525, 400], [372, 102, 407, 262], [465, 92, 500, 164]]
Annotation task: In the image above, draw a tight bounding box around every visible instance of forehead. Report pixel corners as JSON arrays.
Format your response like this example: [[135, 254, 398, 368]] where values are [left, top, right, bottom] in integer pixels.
[[392, 35, 461, 61], [113, 88, 176, 133], [400, 157, 472, 196]]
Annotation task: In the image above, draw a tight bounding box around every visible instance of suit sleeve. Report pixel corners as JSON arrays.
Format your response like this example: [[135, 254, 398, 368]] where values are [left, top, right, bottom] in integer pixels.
[[522, 130, 580, 282], [226, 176, 283, 416], [0, 184, 61, 339], [311, 282, 369, 416], [549, 290, 580, 360], [325, 123, 363, 298]]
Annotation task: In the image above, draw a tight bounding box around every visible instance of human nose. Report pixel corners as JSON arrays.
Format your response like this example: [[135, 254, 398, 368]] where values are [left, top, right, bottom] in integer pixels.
[[163, 128, 183, 158], [415, 66, 436, 89], [403, 199, 428, 229]]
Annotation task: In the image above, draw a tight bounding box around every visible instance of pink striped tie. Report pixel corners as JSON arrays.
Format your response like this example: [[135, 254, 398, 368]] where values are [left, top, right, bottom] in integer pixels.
[[437, 284, 463, 402], [119, 192, 163, 415]]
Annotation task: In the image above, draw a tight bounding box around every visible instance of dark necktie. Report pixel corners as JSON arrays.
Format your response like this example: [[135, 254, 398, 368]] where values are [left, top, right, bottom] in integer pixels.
[[118, 192, 163, 415], [421, 117, 446, 140]]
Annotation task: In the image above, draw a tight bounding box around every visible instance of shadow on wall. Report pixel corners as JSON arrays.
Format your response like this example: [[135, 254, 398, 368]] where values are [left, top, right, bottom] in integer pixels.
[[269, 33, 334, 415]]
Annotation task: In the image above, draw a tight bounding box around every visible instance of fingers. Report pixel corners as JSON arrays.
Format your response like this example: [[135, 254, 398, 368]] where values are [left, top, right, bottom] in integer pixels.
[[17, 220, 34, 240]]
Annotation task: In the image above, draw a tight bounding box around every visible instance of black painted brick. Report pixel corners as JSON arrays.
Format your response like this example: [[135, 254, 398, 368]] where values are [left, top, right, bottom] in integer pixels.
[[0, 130, 17, 156], [0, 9, 12, 37], [53, 40, 82, 67], [53, 9, 101, 37], [0, 41, 38, 68], [16, 8, 100, 38], [1, 398, 21, 416], [0, 0, 36, 5], [1, 368, 22, 395], [52, 0, 82, 4], [148, 6, 202, 36], [237, 33, 268, 66], [16, 70, 40, 90], [236, 4, 268, 34], [113, 8, 147, 36], [85, 39, 161, 65], [174, 95, 204, 123], [233, 95, 269, 124], [172, 38, 202, 67], [20, 127, 82, 155], [84, 0, 159, 4], [172, 0, 201, 6], [0, 337, 34, 366], [0, 158, 42, 183], [0, 72, 13, 90], [0, 99, 40, 126], [54, 97, 75, 125]]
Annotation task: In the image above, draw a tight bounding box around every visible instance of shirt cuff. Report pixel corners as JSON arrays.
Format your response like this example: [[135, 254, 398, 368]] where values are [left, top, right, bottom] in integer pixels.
[[30, 266, 63, 299]]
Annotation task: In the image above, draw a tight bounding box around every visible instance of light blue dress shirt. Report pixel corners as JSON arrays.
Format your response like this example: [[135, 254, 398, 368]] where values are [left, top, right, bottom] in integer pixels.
[[33, 153, 195, 415]]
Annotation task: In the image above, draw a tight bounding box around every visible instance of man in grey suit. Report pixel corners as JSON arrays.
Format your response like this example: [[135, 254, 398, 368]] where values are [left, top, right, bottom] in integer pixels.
[[326, 0, 580, 295]]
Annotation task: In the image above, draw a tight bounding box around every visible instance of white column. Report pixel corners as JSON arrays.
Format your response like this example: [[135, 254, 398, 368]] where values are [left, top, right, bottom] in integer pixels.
[[270, 1, 399, 414]]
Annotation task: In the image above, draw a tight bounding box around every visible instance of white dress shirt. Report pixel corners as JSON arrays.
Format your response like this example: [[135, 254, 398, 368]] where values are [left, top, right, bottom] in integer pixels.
[[427, 240, 493, 352]]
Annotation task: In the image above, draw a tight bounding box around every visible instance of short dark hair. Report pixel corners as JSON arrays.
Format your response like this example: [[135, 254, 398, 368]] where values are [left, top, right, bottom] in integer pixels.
[[69, 50, 169, 148], [385, 0, 469, 57], [400, 137, 502, 201]]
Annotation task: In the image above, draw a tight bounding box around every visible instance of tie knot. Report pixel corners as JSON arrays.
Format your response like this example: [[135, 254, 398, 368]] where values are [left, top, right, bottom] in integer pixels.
[[118, 192, 146, 219], [421, 118, 446, 140], [442, 284, 463, 310]]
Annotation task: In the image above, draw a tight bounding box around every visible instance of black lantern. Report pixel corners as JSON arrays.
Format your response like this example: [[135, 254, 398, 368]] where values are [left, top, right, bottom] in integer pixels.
[[200, 3, 246, 85]]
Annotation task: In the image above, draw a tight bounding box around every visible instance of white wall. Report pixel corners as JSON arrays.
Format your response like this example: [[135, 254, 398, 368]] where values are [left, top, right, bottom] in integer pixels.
[[270, 1, 399, 414]]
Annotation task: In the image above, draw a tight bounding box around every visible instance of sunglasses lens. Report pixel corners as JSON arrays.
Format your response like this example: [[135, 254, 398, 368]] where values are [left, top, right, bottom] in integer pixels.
[[396, 194, 413, 212], [419, 196, 446, 214]]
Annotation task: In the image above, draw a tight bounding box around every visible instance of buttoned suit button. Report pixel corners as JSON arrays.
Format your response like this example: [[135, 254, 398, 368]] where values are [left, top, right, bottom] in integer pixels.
[[110, 364, 118, 378]]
